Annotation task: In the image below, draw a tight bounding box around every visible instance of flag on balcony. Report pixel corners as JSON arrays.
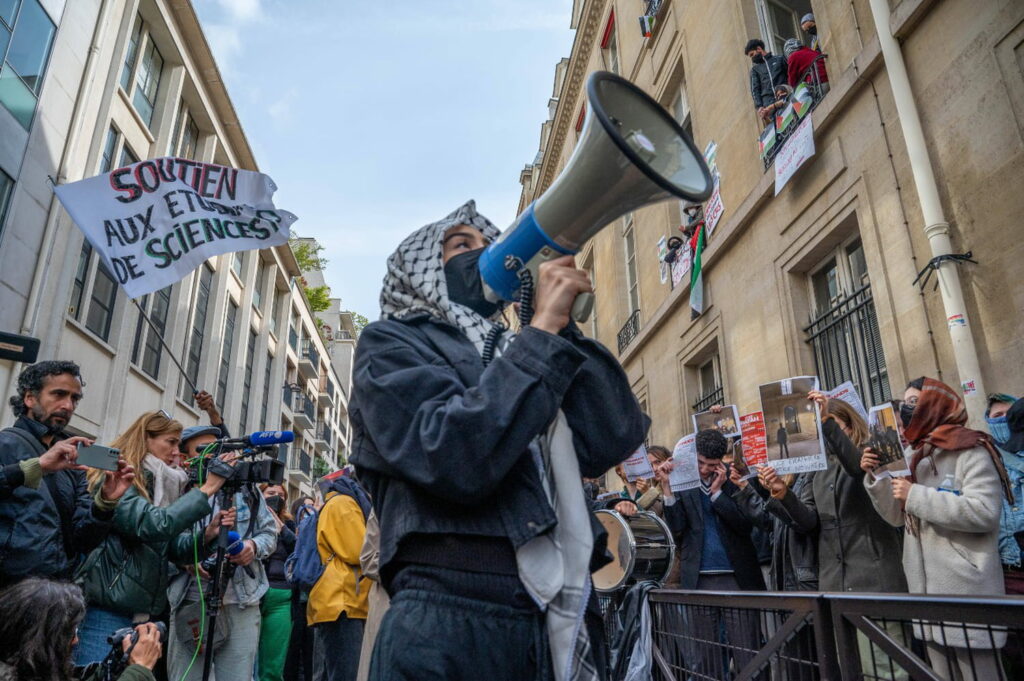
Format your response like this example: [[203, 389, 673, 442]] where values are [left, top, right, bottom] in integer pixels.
[[639, 15, 655, 38], [792, 83, 814, 119], [689, 224, 705, 319], [776, 102, 797, 135], [759, 124, 778, 161]]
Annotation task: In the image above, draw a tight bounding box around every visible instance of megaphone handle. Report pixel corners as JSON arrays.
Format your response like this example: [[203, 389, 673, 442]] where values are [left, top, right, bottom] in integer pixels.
[[571, 292, 595, 323]]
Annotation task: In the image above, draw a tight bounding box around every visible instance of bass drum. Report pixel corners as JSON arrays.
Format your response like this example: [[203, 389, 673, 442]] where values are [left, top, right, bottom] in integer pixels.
[[592, 510, 675, 593]]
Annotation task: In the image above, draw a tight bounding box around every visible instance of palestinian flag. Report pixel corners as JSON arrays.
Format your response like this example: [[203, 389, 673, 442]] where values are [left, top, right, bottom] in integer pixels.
[[689, 224, 705, 319], [792, 83, 814, 119], [639, 15, 655, 37], [776, 102, 797, 134], [759, 124, 778, 160]]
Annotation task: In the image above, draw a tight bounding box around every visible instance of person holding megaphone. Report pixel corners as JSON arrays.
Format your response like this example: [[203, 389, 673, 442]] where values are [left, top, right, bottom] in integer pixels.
[[349, 200, 648, 681]]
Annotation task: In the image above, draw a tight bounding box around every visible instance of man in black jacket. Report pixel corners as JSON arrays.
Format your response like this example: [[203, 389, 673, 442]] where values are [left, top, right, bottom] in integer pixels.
[[0, 360, 134, 586], [662, 429, 766, 680], [350, 201, 647, 681], [746, 38, 788, 123]]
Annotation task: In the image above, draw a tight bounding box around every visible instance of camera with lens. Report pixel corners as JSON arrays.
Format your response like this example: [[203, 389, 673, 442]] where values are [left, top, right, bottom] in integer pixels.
[[187, 452, 285, 488], [108, 621, 167, 650]]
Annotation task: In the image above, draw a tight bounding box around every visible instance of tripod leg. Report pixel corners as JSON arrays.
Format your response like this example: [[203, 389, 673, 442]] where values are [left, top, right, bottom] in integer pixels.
[[201, 490, 235, 681]]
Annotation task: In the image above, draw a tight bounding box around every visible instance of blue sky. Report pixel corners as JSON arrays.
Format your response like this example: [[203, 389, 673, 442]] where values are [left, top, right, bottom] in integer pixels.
[[192, 0, 576, 320]]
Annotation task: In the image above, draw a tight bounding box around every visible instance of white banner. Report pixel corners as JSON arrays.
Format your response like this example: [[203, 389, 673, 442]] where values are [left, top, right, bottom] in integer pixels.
[[704, 178, 724, 236], [55, 157, 297, 298], [774, 116, 815, 196]]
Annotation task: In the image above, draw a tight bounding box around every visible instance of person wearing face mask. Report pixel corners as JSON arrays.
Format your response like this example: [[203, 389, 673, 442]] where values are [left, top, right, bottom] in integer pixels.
[[986, 393, 1016, 449], [862, 377, 1013, 681], [990, 397, 1024, 596], [349, 200, 647, 681], [745, 38, 788, 123], [800, 13, 821, 52]]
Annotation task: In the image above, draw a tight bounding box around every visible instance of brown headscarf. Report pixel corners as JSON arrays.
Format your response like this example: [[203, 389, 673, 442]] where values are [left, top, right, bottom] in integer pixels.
[[906, 378, 1013, 504]]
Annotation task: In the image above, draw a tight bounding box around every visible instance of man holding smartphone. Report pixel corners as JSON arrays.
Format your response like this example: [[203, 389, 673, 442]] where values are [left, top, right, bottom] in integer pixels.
[[0, 360, 135, 586]]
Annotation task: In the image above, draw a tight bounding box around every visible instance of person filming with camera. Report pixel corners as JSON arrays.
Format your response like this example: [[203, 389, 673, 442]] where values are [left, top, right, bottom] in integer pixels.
[[166, 425, 278, 681]]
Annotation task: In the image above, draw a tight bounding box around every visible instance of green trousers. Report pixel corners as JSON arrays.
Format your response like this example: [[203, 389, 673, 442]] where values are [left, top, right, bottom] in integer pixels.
[[259, 587, 294, 681]]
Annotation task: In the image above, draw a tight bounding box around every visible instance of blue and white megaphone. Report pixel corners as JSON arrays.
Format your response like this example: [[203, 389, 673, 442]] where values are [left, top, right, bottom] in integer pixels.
[[479, 71, 714, 322]]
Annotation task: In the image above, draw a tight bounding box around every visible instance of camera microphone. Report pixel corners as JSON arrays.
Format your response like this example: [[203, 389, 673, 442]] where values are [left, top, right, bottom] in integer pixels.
[[215, 430, 295, 450]]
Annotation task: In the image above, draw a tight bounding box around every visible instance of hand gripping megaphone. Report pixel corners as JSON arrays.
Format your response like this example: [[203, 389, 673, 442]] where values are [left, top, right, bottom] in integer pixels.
[[479, 71, 714, 322]]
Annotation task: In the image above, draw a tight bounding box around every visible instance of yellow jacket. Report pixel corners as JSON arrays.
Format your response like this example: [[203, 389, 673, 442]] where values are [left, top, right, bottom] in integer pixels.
[[306, 492, 370, 624]]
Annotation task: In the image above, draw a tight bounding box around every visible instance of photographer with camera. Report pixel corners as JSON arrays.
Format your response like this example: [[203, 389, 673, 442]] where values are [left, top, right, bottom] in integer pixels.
[[166, 425, 278, 681], [0, 577, 161, 681], [1, 361, 135, 587], [73, 412, 236, 665]]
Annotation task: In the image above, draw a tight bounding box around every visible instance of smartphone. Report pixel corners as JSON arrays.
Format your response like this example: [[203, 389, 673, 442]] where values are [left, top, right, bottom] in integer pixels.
[[265, 495, 284, 514], [76, 442, 121, 471]]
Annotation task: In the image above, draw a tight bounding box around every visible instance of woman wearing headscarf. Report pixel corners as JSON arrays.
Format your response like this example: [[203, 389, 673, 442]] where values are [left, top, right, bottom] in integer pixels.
[[350, 201, 647, 681], [863, 378, 1014, 681]]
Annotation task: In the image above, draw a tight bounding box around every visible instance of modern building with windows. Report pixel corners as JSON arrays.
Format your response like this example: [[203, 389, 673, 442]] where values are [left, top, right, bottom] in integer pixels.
[[0, 0, 347, 500], [519, 0, 1023, 450]]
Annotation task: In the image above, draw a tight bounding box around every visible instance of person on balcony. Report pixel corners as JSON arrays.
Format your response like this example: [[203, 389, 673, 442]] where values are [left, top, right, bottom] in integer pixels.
[[745, 38, 788, 124], [863, 377, 1013, 681], [801, 13, 821, 52], [785, 38, 829, 95]]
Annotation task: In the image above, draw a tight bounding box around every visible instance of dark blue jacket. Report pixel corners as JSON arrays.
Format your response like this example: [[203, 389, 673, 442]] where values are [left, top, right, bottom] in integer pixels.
[[0, 417, 113, 584], [349, 314, 648, 576]]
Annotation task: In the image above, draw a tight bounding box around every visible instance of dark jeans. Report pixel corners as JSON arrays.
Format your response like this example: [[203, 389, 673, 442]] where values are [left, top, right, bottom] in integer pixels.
[[689, 573, 766, 681], [313, 613, 364, 681], [284, 589, 314, 681], [368, 589, 552, 681]]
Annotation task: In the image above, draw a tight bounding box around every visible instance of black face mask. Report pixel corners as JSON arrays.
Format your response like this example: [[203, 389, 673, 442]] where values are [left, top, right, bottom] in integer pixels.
[[807, 25, 817, 35], [444, 247, 501, 318], [899, 403, 916, 428], [751, 54, 766, 64]]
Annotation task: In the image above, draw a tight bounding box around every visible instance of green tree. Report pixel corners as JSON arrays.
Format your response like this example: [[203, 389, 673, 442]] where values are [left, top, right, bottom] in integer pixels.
[[305, 285, 331, 313], [290, 236, 328, 272], [346, 311, 370, 335]]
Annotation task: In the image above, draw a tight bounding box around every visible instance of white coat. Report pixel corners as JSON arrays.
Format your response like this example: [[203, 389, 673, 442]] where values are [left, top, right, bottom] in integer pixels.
[[864, 444, 1006, 648]]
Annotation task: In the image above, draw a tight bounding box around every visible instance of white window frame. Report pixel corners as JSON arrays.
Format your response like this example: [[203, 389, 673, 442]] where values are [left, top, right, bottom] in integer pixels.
[[119, 14, 164, 129], [622, 212, 640, 314], [808, 235, 868, 313]]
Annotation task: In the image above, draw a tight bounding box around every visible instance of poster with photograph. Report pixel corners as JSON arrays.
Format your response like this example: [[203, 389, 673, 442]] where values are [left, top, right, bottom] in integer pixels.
[[758, 376, 827, 475], [622, 444, 655, 482], [692, 405, 741, 439], [669, 433, 700, 492], [727, 437, 756, 480], [827, 381, 869, 424], [740, 411, 769, 470], [867, 404, 910, 478]]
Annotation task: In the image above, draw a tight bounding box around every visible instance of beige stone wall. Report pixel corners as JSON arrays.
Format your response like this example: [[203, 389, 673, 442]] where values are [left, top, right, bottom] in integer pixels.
[[520, 0, 1024, 448]]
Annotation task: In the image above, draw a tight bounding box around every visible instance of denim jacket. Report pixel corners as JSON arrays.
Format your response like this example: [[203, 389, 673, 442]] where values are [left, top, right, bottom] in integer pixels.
[[999, 449, 1024, 567], [168, 487, 277, 609]]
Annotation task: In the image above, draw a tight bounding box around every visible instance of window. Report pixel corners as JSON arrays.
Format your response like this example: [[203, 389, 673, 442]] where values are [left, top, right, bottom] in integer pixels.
[[0, 0, 56, 129], [623, 213, 639, 313], [231, 252, 243, 279], [181, 265, 213, 404], [269, 289, 281, 336], [119, 143, 138, 168], [131, 286, 172, 379], [85, 260, 118, 341], [671, 86, 695, 226], [100, 127, 119, 173], [120, 14, 141, 91], [755, 0, 813, 55], [239, 330, 257, 433], [603, 23, 619, 75], [259, 351, 273, 429], [692, 354, 724, 413], [132, 37, 162, 126], [217, 301, 239, 411], [168, 103, 199, 158], [68, 241, 92, 320], [805, 236, 891, 405], [252, 261, 266, 311], [0, 167, 12, 239]]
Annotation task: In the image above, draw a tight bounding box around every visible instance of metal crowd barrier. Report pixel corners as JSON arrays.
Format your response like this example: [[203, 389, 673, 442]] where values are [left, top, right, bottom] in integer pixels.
[[631, 589, 1024, 681]]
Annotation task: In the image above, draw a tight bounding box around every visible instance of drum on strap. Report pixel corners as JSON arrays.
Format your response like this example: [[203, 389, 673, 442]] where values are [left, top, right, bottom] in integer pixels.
[[592, 510, 675, 593]]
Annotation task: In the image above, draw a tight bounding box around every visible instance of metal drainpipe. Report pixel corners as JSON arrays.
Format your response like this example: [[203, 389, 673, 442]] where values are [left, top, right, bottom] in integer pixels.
[[865, 0, 987, 419]]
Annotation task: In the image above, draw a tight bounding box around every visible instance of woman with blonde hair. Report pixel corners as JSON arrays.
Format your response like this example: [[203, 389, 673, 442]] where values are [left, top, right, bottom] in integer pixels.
[[74, 411, 234, 665]]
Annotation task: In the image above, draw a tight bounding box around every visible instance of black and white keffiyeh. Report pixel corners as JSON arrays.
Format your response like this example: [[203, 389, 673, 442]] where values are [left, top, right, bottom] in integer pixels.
[[379, 200, 503, 353], [379, 200, 599, 681]]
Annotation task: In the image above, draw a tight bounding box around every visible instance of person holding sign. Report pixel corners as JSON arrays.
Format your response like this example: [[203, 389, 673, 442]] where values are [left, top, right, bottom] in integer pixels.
[[348, 202, 647, 681], [863, 378, 1013, 681]]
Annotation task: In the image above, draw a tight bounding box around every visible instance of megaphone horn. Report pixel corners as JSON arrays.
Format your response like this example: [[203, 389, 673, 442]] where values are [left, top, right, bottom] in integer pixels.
[[480, 71, 714, 323]]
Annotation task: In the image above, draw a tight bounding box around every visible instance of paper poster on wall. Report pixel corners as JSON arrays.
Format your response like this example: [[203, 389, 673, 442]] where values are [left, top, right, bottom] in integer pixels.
[[669, 433, 700, 492], [704, 178, 725, 236], [670, 242, 691, 288], [826, 381, 870, 424], [622, 444, 655, 482], [867, 404, 910, 479], [758, 376, 827, 475], [774, 116, 816, 196], [740, 411, 769, 470], [692, 405, 741, 439]]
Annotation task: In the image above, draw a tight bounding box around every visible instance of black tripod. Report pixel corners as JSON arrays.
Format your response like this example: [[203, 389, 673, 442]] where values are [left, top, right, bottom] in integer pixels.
[[200, 486, 235, 681]]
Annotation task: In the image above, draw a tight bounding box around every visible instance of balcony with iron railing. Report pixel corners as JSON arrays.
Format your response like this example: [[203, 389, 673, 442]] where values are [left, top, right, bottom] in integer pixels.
[[281, 385, 294, 412], [758, 54, 829, 170], [617, 309, 641, 355], [692, 384, 725, 414], [298, 338, 319, 379], [318, 375, 335, 408], [313, 422, 332, 453], [287, 447, 311, 479], [292, 391, 315, 431]]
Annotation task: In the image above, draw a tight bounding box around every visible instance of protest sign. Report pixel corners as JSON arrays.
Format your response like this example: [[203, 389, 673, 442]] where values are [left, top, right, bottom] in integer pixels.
[[740, 411, 768, 470], [657, 235, 669, 285], [670, 241, 691, 288], [704, 178, 725, 236], [669, 433, 700, 492], [826, 381, 870, 424], [774, 116, 816, 196], [55, 158, 297, 298], [622, 444, 655, 482], [868, 404, 910, 478], [693, 405, 741, 439], [758, 376, 827, 475]]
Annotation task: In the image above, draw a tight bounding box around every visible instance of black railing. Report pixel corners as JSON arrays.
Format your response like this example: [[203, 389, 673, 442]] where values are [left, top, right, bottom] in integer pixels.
[[643, 590, 1024, 681], [292, 391, 316, 425], [301, 339, 319, 369], [804, 282, 891, 408], [691, 384, 724, 413], [282, 385, 293, 409], [299, 449, 311, 476], [759, 54, 829, 170], [617, 309, 641, 354], [317, 423, 333, 447]]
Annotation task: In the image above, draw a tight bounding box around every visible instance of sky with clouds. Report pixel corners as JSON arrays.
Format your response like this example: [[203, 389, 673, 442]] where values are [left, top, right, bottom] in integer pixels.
[[192, 0, 576, 319]]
